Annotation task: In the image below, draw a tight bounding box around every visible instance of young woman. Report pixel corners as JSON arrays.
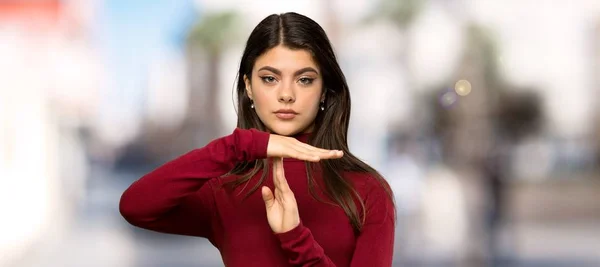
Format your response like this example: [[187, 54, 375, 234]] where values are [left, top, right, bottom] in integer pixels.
[[120, 12, 396, 267]]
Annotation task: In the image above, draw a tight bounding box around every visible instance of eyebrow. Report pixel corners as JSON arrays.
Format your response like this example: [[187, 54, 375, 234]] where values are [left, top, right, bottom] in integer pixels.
[[257, 66, 319, 76]]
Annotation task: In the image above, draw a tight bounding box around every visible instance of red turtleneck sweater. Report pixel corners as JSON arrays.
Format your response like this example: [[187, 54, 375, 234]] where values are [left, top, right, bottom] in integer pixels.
[[119, 128, 395, 266]]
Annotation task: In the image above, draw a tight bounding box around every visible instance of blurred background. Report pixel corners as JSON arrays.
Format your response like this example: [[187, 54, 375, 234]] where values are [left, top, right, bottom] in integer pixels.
[[2, 0, 600, 266]]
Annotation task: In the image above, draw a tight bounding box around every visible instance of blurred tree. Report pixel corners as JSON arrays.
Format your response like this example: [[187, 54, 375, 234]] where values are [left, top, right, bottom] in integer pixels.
[[432, 24, 499, 165], [430, 23, 542, 166], [365, 0, 424, 30], [130, 11, 243, 165], [428, 23, 542, 267], [183, 11, 241, 148], [363, 0, 425, 162]]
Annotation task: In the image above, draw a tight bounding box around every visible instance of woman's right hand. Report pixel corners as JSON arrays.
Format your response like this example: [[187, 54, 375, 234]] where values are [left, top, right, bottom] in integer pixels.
[[267, 134, 344, 162]]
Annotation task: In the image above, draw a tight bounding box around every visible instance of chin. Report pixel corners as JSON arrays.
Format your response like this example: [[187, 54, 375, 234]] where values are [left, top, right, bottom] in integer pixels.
[[266, 122, 310, 136]]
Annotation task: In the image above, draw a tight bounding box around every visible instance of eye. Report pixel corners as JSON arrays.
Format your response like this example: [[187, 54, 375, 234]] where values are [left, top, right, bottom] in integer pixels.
[[298, 77, 314, 85], [260, 76, 276, 84]]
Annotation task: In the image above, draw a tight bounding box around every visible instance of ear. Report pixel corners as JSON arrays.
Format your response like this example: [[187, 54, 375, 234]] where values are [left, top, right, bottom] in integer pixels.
[[244, 74, 253, 100], [320, 90, 326, 102]]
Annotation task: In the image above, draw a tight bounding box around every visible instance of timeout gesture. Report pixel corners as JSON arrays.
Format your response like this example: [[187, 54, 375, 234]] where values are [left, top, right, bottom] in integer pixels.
[[262, 135, 344, 234]]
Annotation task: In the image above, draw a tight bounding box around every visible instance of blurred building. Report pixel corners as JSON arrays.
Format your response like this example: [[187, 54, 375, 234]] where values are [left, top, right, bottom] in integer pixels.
[[0, 0, 95, 265]]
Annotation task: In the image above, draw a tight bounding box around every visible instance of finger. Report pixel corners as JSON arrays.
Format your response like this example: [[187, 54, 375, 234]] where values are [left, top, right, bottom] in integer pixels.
[[293, 140, 340, 155], [275, 157, 291, 193], [285, 145, 321, 162], [261, 186, 274, 208], [293, 144, 323, 158], [310, 147, 343, 159], [296, 142, 344, 159], [297, 142, 335, 154], [272, 157, 281, 188]]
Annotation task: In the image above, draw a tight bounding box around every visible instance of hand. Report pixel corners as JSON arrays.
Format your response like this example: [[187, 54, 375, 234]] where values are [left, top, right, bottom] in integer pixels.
[[267, 134, 344, 162], [261, 157, 300, 234]]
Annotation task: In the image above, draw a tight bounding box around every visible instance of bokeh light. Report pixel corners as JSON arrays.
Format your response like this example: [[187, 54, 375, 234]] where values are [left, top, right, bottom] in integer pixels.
[[454, 79, 472, 96], [439, 89, 458, 108]]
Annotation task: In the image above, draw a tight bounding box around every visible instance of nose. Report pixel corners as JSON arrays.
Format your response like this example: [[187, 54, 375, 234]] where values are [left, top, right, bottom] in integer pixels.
[[278, 85, 295, 103]]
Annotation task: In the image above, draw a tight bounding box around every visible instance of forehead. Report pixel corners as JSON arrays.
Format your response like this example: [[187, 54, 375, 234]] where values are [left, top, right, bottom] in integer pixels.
[[254, 45, 319, 72]]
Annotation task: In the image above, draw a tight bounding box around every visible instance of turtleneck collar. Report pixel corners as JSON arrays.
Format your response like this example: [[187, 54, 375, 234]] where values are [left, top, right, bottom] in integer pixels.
[[291, 132, 311, 143]]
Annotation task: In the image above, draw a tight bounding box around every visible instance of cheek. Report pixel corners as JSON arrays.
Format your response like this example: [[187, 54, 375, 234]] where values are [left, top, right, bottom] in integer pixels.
[[306, 92, 323, 108], [250, 87, 271, 106], [308, 99, 320, 112], [251, 90, 273, 117]]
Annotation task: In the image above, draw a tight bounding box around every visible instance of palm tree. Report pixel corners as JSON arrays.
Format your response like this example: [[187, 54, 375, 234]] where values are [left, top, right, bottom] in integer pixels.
[[362, 0, 425, 140], [430, 23, 543, 267], [183, 11, 241, 147], [119, 11, 243, 166]]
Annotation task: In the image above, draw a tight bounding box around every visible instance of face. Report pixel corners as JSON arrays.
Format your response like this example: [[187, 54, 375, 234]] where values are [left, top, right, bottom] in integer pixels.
[[245, 45, 324, 136]]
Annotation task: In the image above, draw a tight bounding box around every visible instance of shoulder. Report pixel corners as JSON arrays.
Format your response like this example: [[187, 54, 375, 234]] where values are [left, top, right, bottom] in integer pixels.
[[345, 172, 393, 203], [345, 171, 391, 193]]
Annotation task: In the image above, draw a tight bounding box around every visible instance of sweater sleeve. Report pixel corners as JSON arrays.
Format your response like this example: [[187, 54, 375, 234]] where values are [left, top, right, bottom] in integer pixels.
[[119, 128, 270, 238], [275, 181, 396, 266]]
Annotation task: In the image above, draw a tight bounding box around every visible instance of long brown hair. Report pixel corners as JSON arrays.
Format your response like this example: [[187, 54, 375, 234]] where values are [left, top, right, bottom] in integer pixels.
[[225, 12, 395, 233]]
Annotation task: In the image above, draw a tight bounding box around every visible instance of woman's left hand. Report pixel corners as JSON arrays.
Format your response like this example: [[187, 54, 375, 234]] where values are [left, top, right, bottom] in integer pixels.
[[261, 157, 300, 234]]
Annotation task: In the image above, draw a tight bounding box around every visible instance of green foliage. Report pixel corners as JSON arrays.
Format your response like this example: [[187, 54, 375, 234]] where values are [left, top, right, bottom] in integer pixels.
[[364, 0, 424, 29], [187, 11, 241, 53]]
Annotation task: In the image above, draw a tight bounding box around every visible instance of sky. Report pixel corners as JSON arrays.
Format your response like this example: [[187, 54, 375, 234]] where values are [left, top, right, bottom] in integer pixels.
[[93, 0, 198, 144]]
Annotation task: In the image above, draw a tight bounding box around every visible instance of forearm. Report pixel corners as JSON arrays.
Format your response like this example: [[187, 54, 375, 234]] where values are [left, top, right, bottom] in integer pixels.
[[120, 128, 269, 225]]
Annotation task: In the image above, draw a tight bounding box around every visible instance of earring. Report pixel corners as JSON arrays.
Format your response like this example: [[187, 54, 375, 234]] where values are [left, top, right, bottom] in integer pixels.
[[320, 101, 325, 111], [250, 102, 255, 109]]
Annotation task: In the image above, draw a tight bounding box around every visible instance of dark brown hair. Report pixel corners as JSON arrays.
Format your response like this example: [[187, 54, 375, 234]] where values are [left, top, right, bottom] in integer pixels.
[[225, 12, 395, 232]]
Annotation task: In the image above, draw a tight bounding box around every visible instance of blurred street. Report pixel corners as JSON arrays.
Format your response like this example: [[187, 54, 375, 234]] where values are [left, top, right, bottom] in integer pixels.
[[9, 163, 600, 267], [12, 164, 224, 267]]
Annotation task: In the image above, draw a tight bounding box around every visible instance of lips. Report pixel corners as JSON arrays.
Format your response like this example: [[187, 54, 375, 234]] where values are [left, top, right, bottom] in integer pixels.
[[274, 109, 298, 120]]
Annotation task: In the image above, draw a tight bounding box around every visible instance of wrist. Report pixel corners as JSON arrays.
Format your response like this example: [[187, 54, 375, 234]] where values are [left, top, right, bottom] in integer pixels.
[[249, 128, 270, 159], [275, 221, 303, 237], [274, 220, 300, 234]]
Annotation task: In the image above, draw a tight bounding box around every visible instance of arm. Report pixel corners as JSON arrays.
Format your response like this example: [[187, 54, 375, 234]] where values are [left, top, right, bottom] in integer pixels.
[[274, 182, 396, 266], [347, 183, 395, 266], [119, 128, 269, 237]]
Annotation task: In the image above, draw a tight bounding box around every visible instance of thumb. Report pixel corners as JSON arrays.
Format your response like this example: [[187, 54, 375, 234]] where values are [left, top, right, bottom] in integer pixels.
[[261, 186, 274, 208]]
